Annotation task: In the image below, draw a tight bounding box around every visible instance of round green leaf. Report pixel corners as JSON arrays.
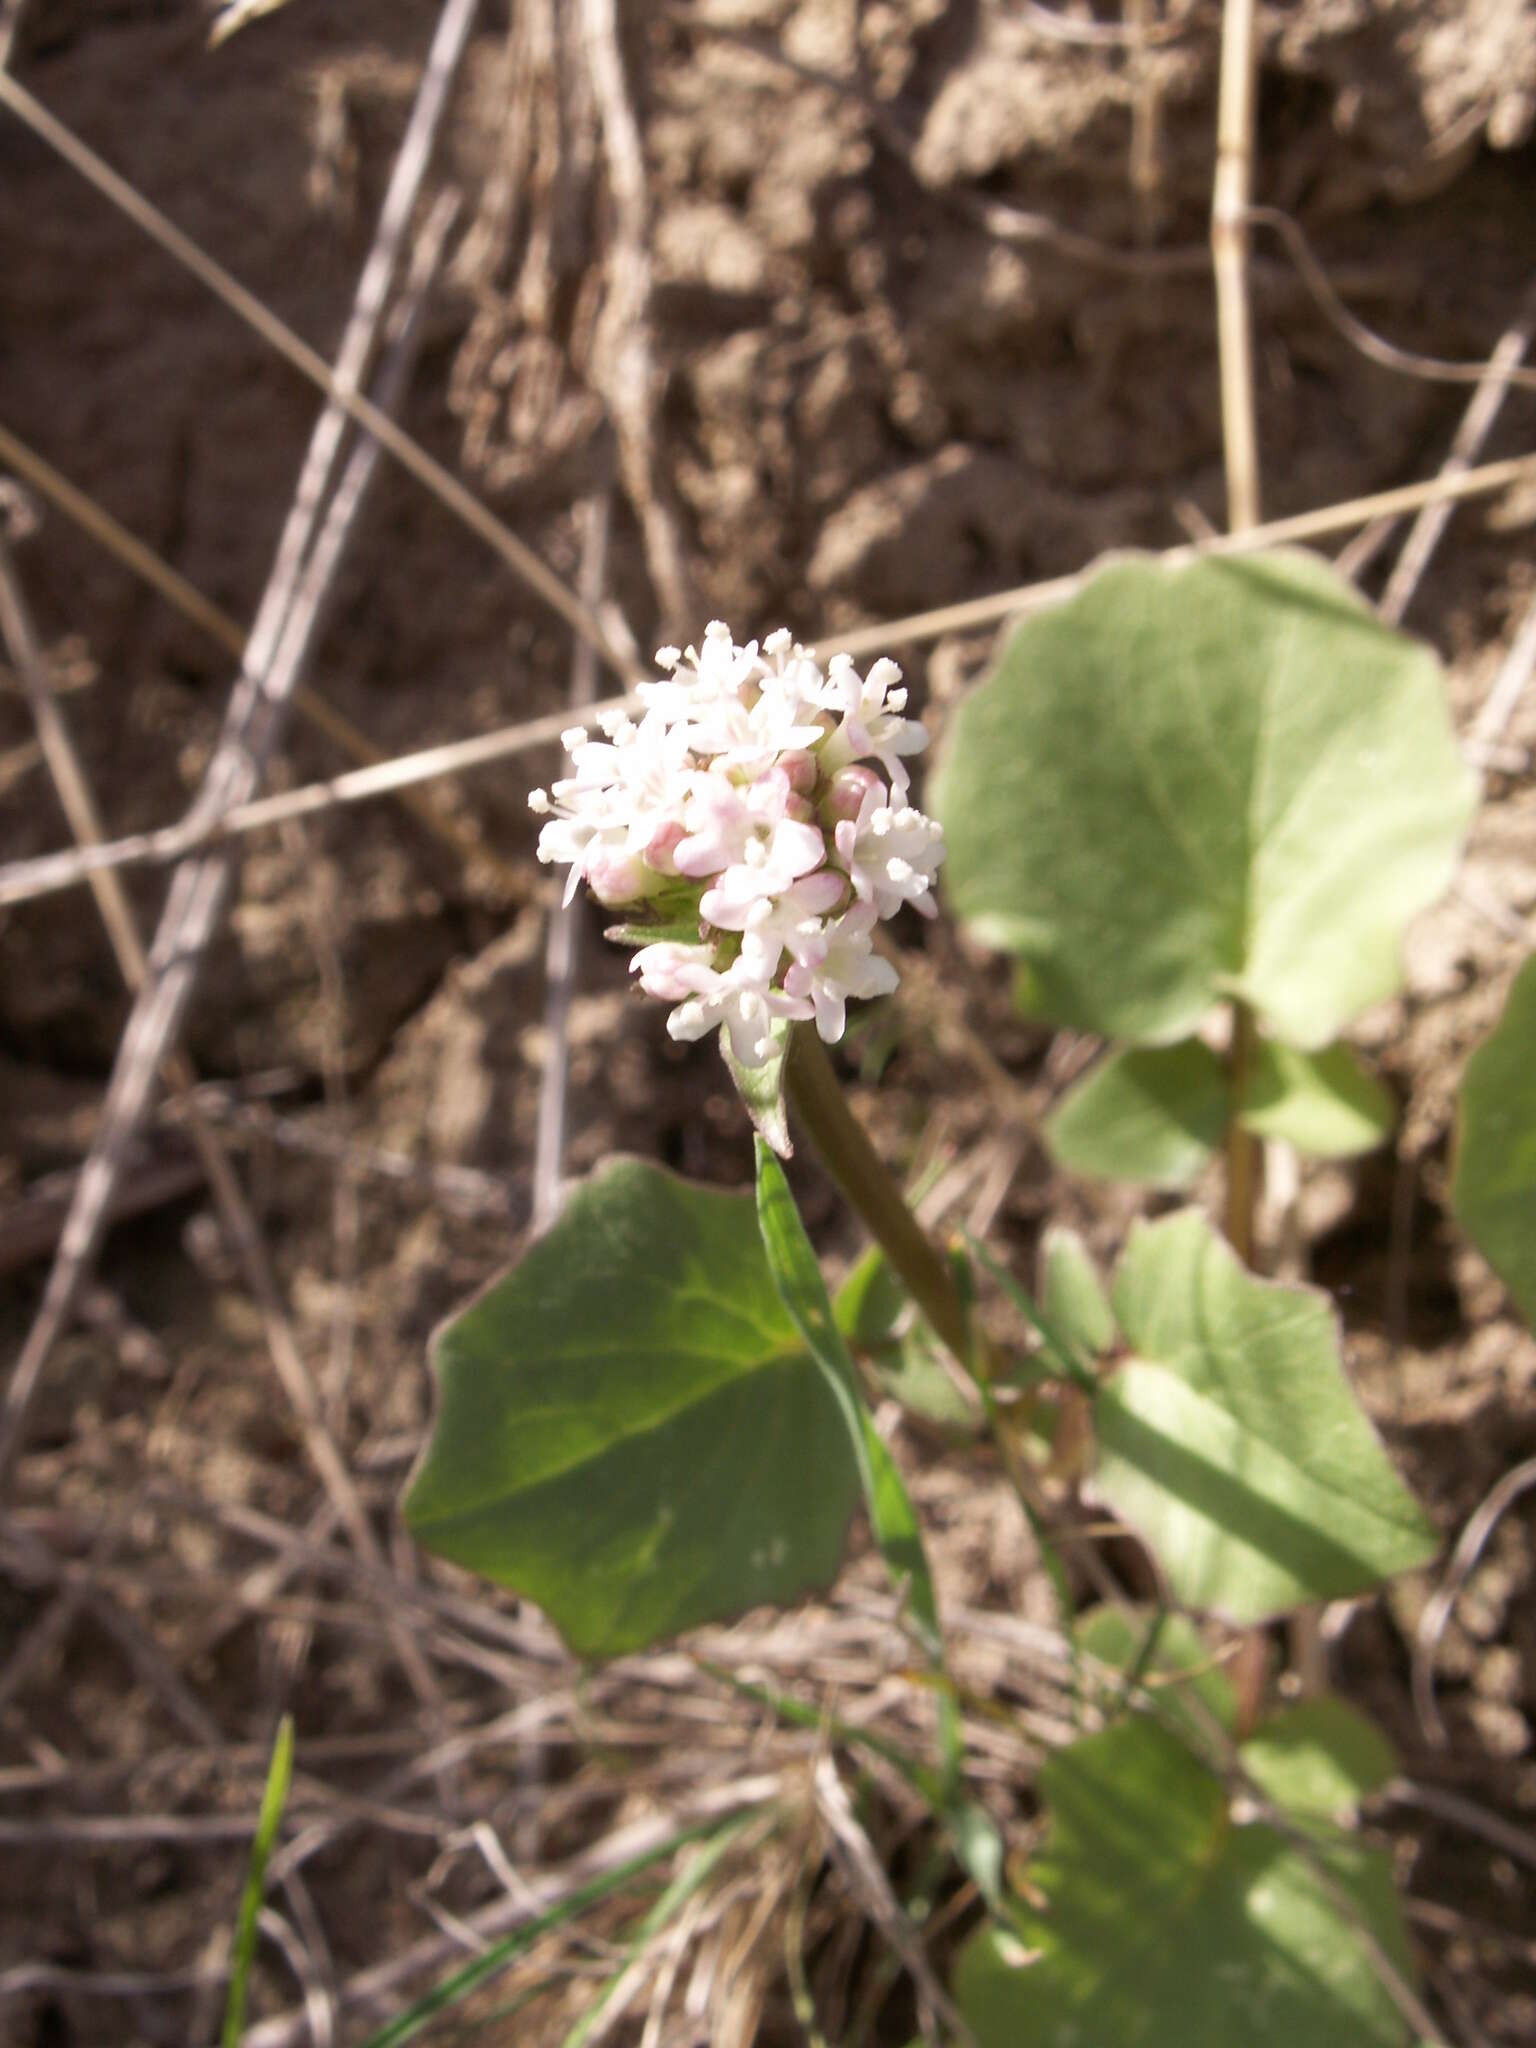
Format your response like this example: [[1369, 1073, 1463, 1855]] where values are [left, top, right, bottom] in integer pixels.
[[1095, 1211, 1437, 1621], [1040, 1226, 1118, 1363], [955, 1716, 1416, 2048], [1451, 954, 1536, 1327], [1045, 1040, 1229, 1187], [1241, 1040, 1396, 1158], [403, 1159, 859, 1657], [1241, 1697, 1398, 1824], [931, 550, 1476, 1047]]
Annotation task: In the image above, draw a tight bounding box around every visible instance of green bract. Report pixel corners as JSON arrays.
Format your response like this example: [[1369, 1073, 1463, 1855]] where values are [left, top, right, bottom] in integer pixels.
[[932, 550, 1476, 1048], [1045, 1036, 1396, 1187], [1241, 1039, 1397, 1157], [404, 1159, 859, 1657], [1094, 1212, 1436, 1620], [1451, 954, 1536, 1327], [1040, 1226, 1118, 1363], [1045, 1040, 1229, 1188], [956, 1711, 1417, 2048]]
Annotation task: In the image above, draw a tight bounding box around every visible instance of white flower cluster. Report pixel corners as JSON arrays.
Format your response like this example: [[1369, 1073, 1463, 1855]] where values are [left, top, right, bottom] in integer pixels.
[[529, 623, 945, 1067]]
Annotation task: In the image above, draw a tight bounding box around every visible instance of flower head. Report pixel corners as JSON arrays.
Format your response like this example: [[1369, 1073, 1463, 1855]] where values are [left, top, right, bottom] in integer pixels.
[[530, 624, 945, 1064]]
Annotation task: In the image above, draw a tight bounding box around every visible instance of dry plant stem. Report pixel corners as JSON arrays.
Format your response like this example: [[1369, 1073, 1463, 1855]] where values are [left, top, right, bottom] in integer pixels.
[[1413, 1453, 1536, 1744], [0, 46, 639, 681], [1223, 1001, 1262, 1266], [785, 1027, 970, 1366], [1470, 584, 1536, 752], [0, 0, 23, 70], [0, 415, 523, 891], [532, 487, 613, 1233], [1377, 278, 1536, 627], [4, 449, 1535, 917], [240, 1776, 786, 2048], [1211, 0, 1264, 1264], [825, 450, 1536, 661], [0, 174, 458, 1481], [581, 0, 694, 630], [1211, 0, 1261, 530], [0, 528, 444, 1719]]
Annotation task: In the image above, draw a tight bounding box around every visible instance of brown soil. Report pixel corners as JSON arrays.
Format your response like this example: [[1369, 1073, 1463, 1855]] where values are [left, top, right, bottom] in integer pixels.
[[2, 1, 1535, 2042]]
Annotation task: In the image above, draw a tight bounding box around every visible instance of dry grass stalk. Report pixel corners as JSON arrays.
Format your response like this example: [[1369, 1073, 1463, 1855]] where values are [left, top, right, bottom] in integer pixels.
[[533, 486, 613, 1234], [0, 51, 634, 678], [1377, 279, 1536, 626], [6, 446, 1535, 916], [0, 413, 528, 893], [0, 81, 468, 1494], [581, 0, 694, 632]]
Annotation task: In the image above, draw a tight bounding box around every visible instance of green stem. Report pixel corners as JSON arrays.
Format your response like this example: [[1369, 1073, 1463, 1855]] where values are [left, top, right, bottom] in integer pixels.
[[1225, 999, 1262, 1267], [784, 1025, 971, 1365]]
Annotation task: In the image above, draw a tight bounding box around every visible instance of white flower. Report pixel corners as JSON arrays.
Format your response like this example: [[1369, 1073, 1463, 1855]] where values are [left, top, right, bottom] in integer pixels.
[[783, 905, 900, 1043], [816, 653, 929, 793], [529, 623, 945, 1066], [640, 949, 811, 1066], [834, 789, 946, 920]]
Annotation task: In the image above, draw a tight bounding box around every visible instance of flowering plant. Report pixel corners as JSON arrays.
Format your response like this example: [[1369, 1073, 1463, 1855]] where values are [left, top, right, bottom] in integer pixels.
[[406, 554, 1509, 2048], [529, 623, 945, 1069]]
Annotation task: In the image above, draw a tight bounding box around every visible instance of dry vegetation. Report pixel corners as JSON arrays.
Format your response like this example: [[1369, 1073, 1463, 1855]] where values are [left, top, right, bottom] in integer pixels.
[[1, 1, 1534, 2042]]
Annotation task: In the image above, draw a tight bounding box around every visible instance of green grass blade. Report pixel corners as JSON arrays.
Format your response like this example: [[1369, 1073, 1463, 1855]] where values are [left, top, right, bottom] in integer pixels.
[[221, 1713, 294, 2048], [755, 1140, 945, 1666], [964, 1231, 1097, 1389]]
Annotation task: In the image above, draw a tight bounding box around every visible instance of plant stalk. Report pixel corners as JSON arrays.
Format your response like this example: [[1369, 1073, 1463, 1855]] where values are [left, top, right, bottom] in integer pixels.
[[784, 1026, 971, 1365], [1225, 999, 1262, 1265]]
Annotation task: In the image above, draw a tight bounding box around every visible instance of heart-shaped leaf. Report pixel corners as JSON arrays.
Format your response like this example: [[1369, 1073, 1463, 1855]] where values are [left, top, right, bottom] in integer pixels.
[[404, 1159, 859, 1657], [1046, 1035, 1395, 1188], [1451, 954, 1536, 1327], [1045, 1041, 1229, 1188], [1243, 1040, 1396, 1158], [932, 550, 1476, 1047], [1094, 1211, 1436, 1620], [955, 1714, 1416, 2048], [1241, 1696, 1397, 1824]]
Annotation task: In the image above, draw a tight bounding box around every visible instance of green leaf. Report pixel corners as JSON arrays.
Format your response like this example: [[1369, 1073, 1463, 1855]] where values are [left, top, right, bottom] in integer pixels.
[[1451, 954, 1536, 1326], [1242, 1039, 1396, 1158], [1045, 1041, 1229, 1187], [932, 550, 1476, 1048], [1241, 1697, 1398, 1824], [755, 1142, 943, 1663], [954, 1716, 1416, 2048], [966, 1232, 1095, 1389], [1095, 1211, 1437, 1621], [1074, 1605, 1237, 1747], [603, 917, 704, 947], [722, 1016, 793, 1158], [404, 1159, 859, 1657], [834, 1247, 980, 1433], [834, 1243, 909, 1347], [1040, 1227, 1118, 1362], [221, 1714, 294, 2048]]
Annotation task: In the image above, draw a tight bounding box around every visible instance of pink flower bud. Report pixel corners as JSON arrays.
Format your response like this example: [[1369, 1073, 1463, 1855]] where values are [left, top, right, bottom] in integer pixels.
[[779, 748, 819, 795], [822, 763, 885, 824], [644, 819, 686, 875], [586, 848, 648, 906]]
